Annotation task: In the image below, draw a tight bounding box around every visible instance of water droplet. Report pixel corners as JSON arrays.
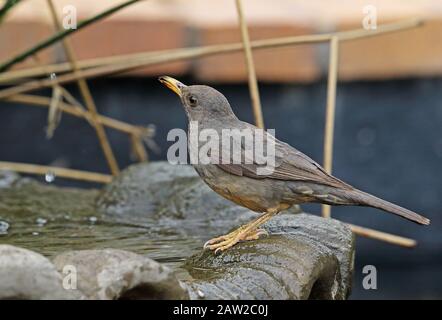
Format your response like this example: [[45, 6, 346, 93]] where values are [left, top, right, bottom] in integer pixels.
[[45, 171, 56, 183], [0, 220, 9, 235], [89, 216, 98, 223], [36, 218, 47, 226]]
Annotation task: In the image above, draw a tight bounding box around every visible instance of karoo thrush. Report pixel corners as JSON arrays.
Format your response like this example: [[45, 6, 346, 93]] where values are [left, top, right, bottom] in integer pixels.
[[159, 76, 430, 253]]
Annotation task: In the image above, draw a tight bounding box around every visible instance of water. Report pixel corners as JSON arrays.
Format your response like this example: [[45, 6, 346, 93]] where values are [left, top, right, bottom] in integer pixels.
[[0, 178, 207, 271], [2, 217, 203, 268], [0, 220, 9, 235]]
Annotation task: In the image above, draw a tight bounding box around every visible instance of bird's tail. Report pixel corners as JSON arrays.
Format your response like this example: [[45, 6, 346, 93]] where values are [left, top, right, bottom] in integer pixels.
[[347, 189, 430, 225]]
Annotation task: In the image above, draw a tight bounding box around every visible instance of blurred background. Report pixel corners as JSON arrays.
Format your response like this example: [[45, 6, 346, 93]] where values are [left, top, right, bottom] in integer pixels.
[[0, 0, 441, 299]]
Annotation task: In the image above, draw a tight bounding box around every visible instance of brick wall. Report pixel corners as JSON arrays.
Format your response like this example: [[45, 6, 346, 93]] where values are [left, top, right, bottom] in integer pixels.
[[1, 0, 442, 82]]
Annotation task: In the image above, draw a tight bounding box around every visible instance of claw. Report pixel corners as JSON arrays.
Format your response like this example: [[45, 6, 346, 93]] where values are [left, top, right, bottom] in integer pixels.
[[243, 228, 268, 241], [203, 227, 269, 253], [203, 210, 278, 253], [203, 234, 229, 249], [203, 239, 213, 249]]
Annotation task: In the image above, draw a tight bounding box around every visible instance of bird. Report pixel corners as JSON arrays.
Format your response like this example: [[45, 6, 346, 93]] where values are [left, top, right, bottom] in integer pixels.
[[159, 76, 430, 253]]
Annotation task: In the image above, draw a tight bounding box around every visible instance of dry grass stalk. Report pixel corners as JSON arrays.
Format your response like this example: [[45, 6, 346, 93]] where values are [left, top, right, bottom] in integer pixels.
[[0, 19, 421, 84], [235, 0, 264, 129], [47, 0, 120, 175], [0, 19, 422, 99], [46, 85, 63, 138], [0, 161, 112, 183], [322, 36, 339, 218], [348, 223, 417, 248], [0, 51, 159, 83], [4, 94, 153, 136]]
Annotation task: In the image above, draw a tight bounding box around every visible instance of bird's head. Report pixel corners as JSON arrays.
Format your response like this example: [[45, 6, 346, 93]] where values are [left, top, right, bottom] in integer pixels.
[[159, 76, 236, 123]]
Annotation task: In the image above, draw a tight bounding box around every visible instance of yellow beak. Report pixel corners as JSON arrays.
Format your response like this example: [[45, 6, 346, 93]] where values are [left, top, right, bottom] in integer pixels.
[[158, 76, 185, 97]]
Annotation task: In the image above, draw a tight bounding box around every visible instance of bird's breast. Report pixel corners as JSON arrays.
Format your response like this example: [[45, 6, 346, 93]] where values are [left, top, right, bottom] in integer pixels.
[[192, 164, 293, 213]]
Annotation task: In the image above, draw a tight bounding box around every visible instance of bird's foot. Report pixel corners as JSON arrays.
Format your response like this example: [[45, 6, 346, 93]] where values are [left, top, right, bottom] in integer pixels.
[[203, 227, 268, 254]]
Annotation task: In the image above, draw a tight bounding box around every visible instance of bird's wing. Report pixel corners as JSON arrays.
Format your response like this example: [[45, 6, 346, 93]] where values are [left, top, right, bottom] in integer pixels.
[[215, 122, 351, 189]]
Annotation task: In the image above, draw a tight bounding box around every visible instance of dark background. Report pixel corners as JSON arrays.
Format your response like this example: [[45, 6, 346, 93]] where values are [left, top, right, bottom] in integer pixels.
[[1, 77, 441, 299]]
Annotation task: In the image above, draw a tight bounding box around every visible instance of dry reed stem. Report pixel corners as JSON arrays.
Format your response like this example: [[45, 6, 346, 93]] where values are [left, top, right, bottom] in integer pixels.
[[322, 36, 339, 218], [0, 51, 159, 83], [348, 223, 416, 248], [47, 0, 120, 175], [30, 55, 65, 139], [235, 0, 264, 129], [0, 19, 422, 99], [0, 18, 421, 83], [3, 94, 153, 136], [46, 85, 63, 138], [0, 161, 112, 183]]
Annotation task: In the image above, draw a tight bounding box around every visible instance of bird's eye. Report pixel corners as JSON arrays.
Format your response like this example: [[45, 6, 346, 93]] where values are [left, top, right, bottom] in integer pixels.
[[188, 95, 198, 107]]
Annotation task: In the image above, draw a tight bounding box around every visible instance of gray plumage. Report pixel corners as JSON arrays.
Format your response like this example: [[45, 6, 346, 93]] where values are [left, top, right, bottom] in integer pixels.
[[162, 79, 430, 226]]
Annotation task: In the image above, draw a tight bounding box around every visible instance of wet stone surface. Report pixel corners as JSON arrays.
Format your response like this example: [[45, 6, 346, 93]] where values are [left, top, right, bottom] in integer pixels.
[[0, 162, 354, 299], [183, 214, 354, 300], [97, 162, 264, 223], [0, 245, 80, 300], [53, 249, 189, 300]]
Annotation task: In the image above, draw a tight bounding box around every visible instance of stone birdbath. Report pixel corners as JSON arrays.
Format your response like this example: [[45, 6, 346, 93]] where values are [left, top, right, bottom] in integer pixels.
[[0, 162, 354, 299]]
